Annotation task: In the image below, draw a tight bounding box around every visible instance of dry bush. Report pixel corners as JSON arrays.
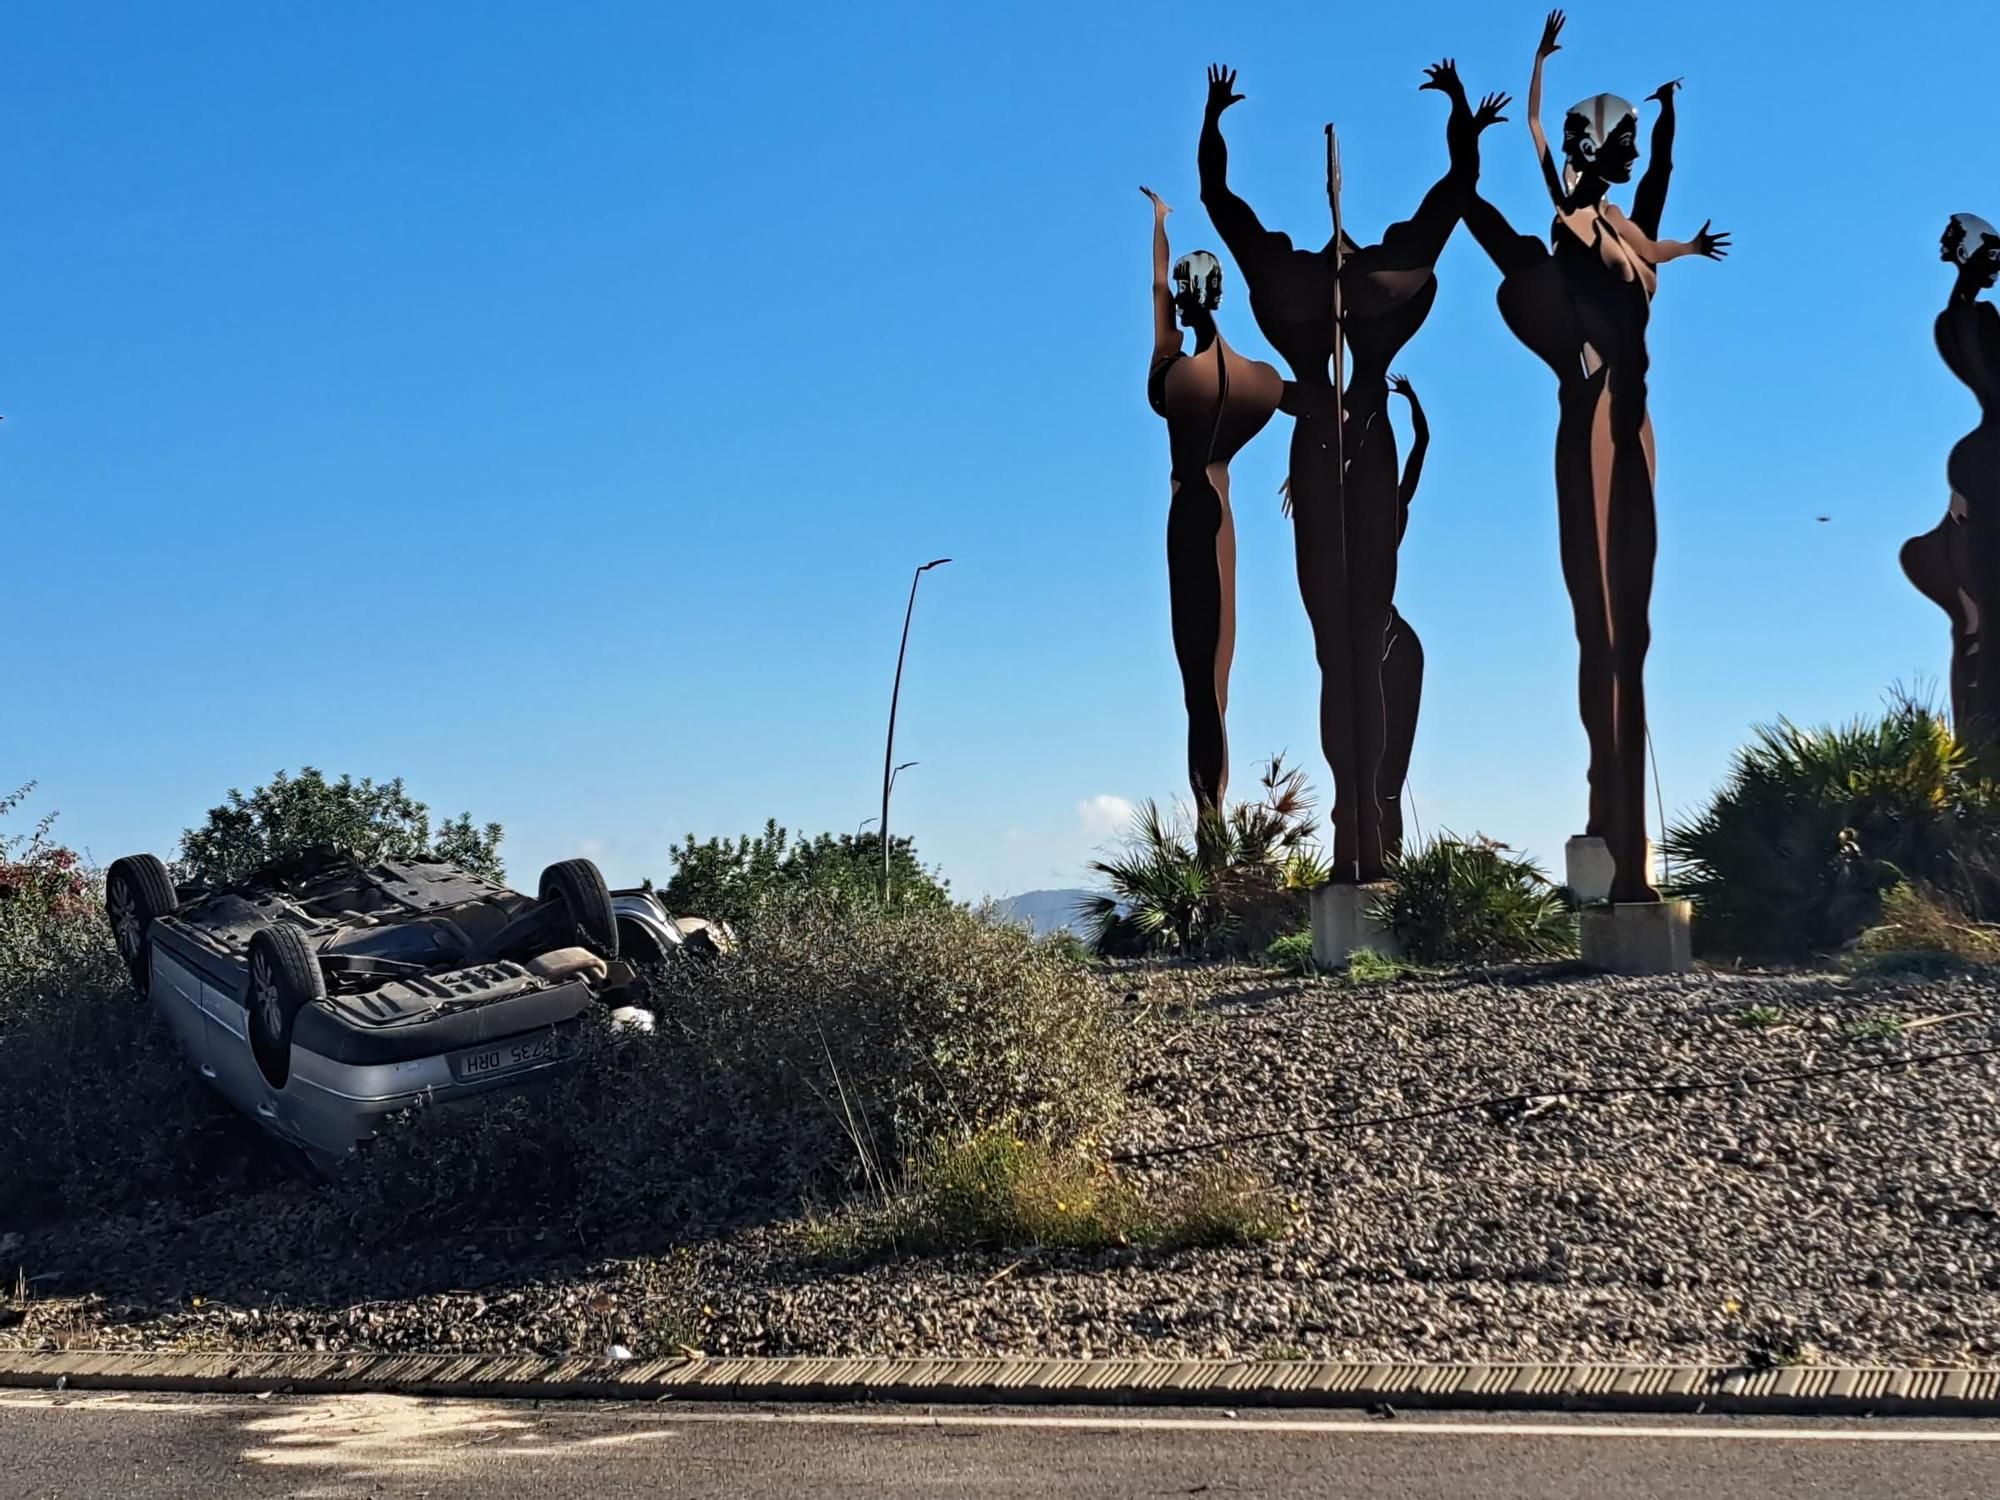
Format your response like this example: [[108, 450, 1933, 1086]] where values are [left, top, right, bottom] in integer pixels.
[[817, 1128, 1285, 1257], [1, 809, 221, 1223], [326, 894, 1130, 1248], [7, 871, 1129, 1259], [1855, 881, 2000, 970]]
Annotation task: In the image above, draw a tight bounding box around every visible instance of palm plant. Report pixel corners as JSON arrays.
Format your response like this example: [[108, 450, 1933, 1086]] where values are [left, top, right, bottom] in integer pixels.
[[1381, 835, 1575, 964], [1078, 799, 1217, 956], [1081, 756, 1326, 958], [1662, 691, 2000, 958]]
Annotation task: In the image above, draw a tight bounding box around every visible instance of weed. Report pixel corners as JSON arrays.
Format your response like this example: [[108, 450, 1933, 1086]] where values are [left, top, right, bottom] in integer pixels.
[[1858, 882, 2000, 963], [1734, 1005, 1785, 1029], [1265, 930, 1315, 975], [1342, 949, 1407, 984], [1843, 1015, 1905, 1040], [818, 1129, 1286, 1259]]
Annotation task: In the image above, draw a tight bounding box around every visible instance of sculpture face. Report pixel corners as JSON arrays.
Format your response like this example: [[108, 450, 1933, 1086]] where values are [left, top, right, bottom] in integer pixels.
[[1172, 250, 1224, 321], [1942, 213, 2000, 289], [1563, 94, 1639, 185]]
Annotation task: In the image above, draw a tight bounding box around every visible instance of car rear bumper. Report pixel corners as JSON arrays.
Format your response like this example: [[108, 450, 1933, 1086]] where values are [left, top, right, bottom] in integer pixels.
[[274, 1016, 586, 1162], [296, 973, 596, 1065], [287, 1023, 579, 1105]]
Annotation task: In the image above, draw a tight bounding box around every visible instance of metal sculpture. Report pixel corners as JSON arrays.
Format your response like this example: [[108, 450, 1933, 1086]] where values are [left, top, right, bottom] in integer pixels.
[[1199, 62, 1507, 882], [1143, 186, 1285, 811], [1457, 11, 1728, 904], [1902, 213, 2000, 757], [1380, 373, 1429, 855]]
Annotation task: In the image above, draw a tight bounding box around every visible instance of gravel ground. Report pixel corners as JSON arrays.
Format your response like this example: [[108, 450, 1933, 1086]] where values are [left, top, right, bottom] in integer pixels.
[[6, 962, 1999, 1367]]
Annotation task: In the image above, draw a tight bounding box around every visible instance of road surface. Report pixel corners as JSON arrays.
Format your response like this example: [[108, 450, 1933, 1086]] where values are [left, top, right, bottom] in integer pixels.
[[4, 1390, 1999, 1498]]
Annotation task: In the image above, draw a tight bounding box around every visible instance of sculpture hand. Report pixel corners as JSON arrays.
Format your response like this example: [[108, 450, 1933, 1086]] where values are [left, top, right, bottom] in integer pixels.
[[1538, 9, 1566, 59], [1690, 219, 1731, 260], [1388, 373, 1415, 398], [1140, 185, 1172, 218], [1205, 64, 1244, 118], [1419, 59, 1466, 102], [1474, 92, 1512, 131]]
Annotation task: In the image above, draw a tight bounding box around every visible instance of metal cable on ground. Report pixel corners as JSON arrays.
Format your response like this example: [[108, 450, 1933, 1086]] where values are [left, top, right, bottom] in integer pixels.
[[1108, 1035, 2000, 1165]]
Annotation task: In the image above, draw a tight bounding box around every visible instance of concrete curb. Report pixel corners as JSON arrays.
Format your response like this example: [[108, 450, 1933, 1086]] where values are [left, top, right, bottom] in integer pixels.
[[3, 1352, 1998, 1417]]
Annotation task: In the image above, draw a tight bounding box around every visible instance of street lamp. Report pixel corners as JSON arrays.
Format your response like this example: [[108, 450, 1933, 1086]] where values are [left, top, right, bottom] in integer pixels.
[[881, 558, 950, 899]]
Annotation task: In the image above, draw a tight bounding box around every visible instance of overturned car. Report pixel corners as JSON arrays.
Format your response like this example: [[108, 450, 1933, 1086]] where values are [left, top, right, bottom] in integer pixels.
[[103, 847, 688, 1166]]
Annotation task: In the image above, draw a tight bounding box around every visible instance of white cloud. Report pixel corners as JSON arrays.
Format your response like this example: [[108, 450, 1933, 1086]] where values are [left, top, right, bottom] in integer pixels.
[[577, 838, 607, 859], [1076, 794, 1135, 838]]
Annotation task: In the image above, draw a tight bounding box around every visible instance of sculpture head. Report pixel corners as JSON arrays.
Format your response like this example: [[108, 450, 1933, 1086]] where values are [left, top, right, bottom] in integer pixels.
[[1562, 94, 1639, 186], [1172, 251, 1224, 324], [1942, 213, 2000, 289]]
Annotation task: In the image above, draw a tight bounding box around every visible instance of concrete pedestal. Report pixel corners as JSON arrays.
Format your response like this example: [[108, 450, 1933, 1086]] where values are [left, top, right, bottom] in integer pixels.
[[1579, 899, 1693, 976], [1310, 882, 1400, 970], [1564, 836, 1657, 905]]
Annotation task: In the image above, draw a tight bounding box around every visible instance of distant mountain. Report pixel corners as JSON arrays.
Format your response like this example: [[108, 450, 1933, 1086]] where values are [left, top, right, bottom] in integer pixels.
[[990, 888, 1097, 937]]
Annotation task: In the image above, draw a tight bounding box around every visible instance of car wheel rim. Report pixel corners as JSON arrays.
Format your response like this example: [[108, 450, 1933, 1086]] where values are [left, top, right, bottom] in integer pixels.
[[109, 879, 143, 960], [253, 953, 285, 1042]]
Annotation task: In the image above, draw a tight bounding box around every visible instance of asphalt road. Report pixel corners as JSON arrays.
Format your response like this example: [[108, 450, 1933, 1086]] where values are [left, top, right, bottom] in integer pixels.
[[6, 1391, 2000, 1499]]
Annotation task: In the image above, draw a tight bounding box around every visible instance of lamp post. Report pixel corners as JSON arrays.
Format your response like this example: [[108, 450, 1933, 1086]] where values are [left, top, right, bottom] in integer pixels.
[[881, 558, 950, 899]]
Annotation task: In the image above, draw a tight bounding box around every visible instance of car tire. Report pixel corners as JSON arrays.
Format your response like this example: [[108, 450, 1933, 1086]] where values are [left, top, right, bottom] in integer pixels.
[[539, 859, 620, 960], [105, 854, 178, 996], [247, 924, 324, 1090]]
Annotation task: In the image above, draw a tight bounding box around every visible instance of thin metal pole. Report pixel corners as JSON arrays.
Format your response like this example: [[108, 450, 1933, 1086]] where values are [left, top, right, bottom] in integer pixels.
[[881, 559, 950, 899]]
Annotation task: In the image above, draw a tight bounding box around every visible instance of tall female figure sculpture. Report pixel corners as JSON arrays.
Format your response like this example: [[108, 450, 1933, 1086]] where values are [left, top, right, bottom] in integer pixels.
[[1456, 11, 1727, 904], [1380, 373, 1430, 856], [1142, 185, 1284, 811], [1902, 214, 2000, 758], [1198, 61, 1507, 882]]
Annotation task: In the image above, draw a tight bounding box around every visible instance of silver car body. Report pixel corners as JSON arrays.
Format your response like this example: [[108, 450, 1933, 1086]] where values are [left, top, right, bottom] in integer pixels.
[[127, 853, 670, 1170], [146, 939, 587, 1169]]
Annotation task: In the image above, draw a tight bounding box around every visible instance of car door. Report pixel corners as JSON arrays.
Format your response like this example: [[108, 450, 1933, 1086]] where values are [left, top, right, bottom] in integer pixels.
[[147, 943, 210, 1073], [198, 969, 282, 1129]]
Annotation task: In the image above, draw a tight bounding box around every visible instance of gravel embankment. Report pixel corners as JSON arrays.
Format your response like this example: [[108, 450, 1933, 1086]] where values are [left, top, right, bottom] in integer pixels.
[[6, 963, 1999, 1366]]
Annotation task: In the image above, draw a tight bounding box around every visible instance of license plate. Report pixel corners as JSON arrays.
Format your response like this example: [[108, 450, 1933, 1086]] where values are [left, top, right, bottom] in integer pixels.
[[451, 1031, 559, 1082]]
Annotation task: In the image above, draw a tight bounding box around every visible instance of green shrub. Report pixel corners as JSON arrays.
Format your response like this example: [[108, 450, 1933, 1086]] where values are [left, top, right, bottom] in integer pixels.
[[1662, 695, 2000, 958], [1266, 929, 1315, 974], [660, 821, 949, 924], [1083, 756, 1326, 959], [179, 767, 504, 886], [647, 894, 1121, 1165], [1381, 836, 1576, 965], [335, 894, 1129, 1246]]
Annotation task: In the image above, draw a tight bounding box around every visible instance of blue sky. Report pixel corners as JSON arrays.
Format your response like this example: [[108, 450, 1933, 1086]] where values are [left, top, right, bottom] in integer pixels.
[[6, 2, 1999, 901]]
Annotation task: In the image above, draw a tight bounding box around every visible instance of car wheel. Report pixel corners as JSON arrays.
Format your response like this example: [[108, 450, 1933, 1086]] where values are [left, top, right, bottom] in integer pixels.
[[247, 925, 324, 1090], [539, 859, 620, 960], [105, 854, 178, 995]]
